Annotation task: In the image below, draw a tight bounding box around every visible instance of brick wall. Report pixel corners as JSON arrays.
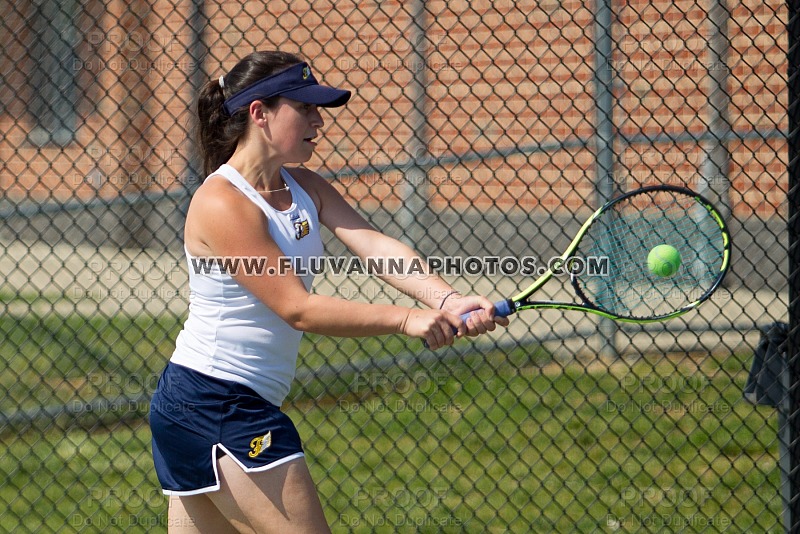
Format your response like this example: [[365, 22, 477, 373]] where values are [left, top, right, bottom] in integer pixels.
[[0, 0, 786, 223]]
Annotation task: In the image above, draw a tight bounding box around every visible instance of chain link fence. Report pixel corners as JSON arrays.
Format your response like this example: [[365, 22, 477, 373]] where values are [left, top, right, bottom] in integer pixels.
[[0, 0, 788, 532]]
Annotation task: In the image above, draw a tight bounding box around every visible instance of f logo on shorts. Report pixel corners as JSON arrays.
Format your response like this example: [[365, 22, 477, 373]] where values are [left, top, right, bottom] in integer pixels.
[[248, 431, 272, 458]]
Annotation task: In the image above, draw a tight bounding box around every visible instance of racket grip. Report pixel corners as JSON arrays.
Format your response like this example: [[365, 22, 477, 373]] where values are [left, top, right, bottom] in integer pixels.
[[458, 299, 514, 322], [492, 299, 515, 318], [424, 299, 514, 348]]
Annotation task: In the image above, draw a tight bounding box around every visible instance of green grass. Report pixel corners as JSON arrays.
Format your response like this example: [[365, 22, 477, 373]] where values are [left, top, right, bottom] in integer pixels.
[[0, 310, 182, 416], [0, 307, 785, 533], [0, 424, 164, 533], [290, 351, 782, 533]]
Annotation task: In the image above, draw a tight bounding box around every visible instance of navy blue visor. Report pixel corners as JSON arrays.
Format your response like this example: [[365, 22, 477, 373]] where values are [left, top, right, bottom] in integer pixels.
[[223, 63, 351, 115]]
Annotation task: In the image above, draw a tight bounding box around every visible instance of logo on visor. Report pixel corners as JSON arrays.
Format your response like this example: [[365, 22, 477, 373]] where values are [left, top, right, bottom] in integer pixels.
[[302, 66, 311, 80]]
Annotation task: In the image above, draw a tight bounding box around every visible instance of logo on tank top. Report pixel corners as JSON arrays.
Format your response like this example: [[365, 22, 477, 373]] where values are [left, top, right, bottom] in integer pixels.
[[293, 217, 310, 240], [248, 431, 272, 458]]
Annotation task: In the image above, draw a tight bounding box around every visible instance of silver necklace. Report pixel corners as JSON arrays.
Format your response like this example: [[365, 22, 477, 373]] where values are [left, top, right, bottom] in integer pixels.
[[256, 182, 289, 194]]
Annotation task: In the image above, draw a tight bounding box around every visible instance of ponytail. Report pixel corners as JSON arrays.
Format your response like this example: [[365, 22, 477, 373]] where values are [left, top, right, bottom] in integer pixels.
[[195, 51, 304, 178], [196, 78, 245, 177]]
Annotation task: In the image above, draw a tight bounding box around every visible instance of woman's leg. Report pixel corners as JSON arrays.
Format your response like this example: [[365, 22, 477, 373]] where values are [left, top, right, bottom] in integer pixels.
[[195, 455, 331, 534], [167, 493, 239, 534]]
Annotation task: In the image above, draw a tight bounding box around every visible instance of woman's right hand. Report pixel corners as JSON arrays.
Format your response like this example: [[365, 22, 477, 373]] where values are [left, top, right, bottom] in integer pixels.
[[400, 309, 465, 350]]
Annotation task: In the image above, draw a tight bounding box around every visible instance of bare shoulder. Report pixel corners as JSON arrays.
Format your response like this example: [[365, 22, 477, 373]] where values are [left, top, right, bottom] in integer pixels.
[[283, 166, 342, 211], [284, 167, 373, 234], [284, 166, 333, 192], [185, 175, 266, 254], [188, 175, 259, 219]]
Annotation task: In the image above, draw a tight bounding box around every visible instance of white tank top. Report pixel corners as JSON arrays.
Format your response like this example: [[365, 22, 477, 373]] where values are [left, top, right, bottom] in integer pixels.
[[170, 164, 324, 406]]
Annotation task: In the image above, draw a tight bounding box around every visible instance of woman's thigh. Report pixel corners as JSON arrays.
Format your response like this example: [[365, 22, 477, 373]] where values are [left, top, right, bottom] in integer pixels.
[[168, 494, 239, 534], [207, 455, 331, 534]]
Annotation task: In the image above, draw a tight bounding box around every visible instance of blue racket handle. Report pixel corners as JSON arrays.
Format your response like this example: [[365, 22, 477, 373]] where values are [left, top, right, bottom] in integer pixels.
[[454, 299, 515, 332], [494, 299, 515, 317], [424, 299, 514, 348]]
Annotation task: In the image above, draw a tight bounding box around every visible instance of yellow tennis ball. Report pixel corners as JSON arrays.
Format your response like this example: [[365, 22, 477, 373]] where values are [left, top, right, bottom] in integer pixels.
[[647, 244, 681, 277]]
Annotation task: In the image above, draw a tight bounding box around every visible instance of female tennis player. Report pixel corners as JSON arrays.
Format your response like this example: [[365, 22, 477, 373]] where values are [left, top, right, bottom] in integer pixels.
[[149, 50, 507, 533]]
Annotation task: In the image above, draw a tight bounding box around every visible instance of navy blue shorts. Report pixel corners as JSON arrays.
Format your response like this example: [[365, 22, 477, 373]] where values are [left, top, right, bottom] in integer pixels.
[[149, 362, 304, 495]]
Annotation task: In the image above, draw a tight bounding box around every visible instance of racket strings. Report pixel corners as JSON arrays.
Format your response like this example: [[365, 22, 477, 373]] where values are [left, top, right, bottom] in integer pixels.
[[574, 191, 726, 319]]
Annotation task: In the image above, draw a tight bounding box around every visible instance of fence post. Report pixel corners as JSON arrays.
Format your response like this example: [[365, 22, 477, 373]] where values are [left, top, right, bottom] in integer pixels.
[[593, 0, 619, 358], [397, 0, 430, 248], [182, 0, 208, 204], [786, 0, 800, 530], [700, 0, 732, 222]]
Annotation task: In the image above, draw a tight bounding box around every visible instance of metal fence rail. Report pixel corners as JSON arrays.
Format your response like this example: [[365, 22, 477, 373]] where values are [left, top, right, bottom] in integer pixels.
[[0, 0, 788, 532]]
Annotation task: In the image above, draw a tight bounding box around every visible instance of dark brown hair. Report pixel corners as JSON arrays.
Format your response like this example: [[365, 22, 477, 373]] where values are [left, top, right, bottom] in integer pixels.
[[196, 51, 303, 177]]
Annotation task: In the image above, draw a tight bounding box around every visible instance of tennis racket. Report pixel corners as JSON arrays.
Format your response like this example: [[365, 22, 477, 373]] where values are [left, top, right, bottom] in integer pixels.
[[465, 185, 731, 325]]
